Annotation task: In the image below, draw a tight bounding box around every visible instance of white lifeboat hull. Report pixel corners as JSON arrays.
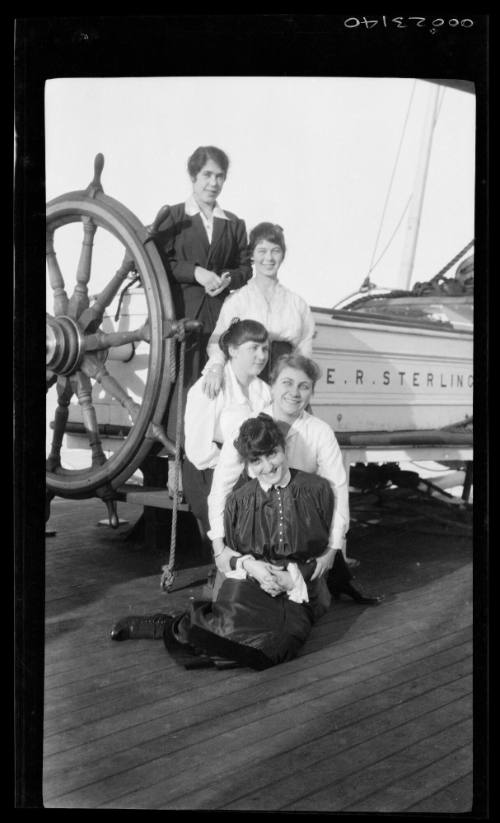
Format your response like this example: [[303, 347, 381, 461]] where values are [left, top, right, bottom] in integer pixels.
[[310, 309, 472, 433]]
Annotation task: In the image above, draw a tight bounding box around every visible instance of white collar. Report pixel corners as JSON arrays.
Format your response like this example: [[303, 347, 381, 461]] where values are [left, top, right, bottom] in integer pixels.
[[287, 409, 311, 432], [225, 361, 252, 403], [263, 406, 311, 434], [248, 275, 283, 292], [185, 194, 229, 220], [257, 468, 292, 492]]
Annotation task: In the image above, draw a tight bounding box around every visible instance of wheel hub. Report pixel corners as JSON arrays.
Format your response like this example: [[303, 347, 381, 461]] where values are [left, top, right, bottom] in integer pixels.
[[46, 315, 85, 375]]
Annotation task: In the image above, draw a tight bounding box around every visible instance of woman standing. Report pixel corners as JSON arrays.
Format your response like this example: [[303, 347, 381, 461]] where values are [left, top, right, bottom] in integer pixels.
[[183, 319, 271, 533], [150, 146, 252, 441], [202, 222, 315, 398]]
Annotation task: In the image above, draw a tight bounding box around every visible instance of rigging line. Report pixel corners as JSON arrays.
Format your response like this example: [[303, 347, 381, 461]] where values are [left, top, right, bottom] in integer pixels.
[[368, 87, 454, 282], [367, 80, 417, 276], [367, 194, 412, 276], [429, 239, 475, 283], [435, 86, 446, 122]]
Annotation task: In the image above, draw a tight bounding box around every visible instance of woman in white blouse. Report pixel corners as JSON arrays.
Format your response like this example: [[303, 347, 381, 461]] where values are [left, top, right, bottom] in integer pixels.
[[207, 352, 375, 590], [207, 353, 350, 568], [183, 318, 272, 532], [202, 222, 315, 399]]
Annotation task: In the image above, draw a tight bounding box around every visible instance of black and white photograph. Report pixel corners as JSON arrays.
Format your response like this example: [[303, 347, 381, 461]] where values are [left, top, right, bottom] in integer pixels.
[[15, 15, 488, 813]]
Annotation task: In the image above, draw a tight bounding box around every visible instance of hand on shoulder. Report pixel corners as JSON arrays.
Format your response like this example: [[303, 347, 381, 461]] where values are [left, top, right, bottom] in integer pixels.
[[202, 363, 224, 398]]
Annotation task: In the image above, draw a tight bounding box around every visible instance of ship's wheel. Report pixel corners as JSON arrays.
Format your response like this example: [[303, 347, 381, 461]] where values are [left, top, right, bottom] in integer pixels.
[[46, 154, 197, 524]]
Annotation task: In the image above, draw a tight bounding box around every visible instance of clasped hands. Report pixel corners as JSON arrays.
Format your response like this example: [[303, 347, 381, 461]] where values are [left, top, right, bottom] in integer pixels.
[[194, 266, 231, 297], [214, 548, 293, 597], [214, 545, 339, 596], [259, 546, 339, 592], [246, 559, 294, 598]]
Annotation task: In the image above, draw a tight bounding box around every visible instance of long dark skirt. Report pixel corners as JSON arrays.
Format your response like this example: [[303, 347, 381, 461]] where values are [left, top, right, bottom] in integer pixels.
[[167, 575, 331, 671], [182, 457, 214, 532]]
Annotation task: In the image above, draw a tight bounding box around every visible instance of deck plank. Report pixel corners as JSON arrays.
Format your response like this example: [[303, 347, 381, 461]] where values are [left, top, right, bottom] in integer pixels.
[[44, 623, 471, 751], [43, 628, 471, 763], [280, 714, 473, 812], [80, 667, 472, 809], [343, 744, 473, 811], [43, 495, 474, 811], [404, 772, 473, 812], [43, 635, 471, 770]]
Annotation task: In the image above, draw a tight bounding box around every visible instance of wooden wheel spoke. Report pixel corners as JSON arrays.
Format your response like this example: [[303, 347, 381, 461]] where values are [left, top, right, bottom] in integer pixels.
[[67, 217, 97, 319], [80, 356, 140, 424], [78, 251, 138, 333], [46, 227, 69, 316], [71, 371, 107, 467], [84, 322, 150, 353], [46, 377, 73, 471], [46, 369, 57, 391]]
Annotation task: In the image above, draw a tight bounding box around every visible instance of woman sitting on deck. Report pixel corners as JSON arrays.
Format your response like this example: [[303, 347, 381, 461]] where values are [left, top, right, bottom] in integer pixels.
[[111, 415, 361, 670]]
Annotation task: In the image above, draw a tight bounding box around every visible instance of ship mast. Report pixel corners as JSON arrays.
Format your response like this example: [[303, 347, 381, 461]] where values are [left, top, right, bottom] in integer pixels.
[[398, 84, 441, 290]]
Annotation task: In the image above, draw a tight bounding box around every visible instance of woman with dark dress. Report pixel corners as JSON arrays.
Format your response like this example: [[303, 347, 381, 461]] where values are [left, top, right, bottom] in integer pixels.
[[145, 145, 252, 492], [151, 145, 252, 385], [111, 415, 359, 670]]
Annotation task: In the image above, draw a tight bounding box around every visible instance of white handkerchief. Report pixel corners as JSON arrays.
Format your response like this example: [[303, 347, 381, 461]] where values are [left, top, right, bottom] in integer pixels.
[[286, 562, 309, 604]]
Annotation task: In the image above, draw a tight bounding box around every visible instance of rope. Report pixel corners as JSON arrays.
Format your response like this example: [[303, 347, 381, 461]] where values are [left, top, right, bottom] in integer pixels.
[[364, 85, 450, 288], [426, 240, 474, 285], [160, 323, 186, 591], [114, 274, 140, 322], [411, 240, 474, 296], [343, 237, 475, 310], [168, 334, 177, 382], [435, 86, 446, 122], [366, 80, 417, 281], [366, 195, 412, 278]]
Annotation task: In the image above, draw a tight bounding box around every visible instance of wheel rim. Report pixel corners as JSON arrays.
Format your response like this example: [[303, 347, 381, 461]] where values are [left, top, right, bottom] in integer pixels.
[[46, 169, 176, 498]]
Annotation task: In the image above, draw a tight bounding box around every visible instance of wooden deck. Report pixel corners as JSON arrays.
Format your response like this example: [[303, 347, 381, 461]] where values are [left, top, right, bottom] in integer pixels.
[[43, 488, 474, 811]]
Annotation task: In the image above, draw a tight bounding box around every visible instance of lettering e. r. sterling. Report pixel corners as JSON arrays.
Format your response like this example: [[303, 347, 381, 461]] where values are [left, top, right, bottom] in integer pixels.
[[325, 367, 473, 389]]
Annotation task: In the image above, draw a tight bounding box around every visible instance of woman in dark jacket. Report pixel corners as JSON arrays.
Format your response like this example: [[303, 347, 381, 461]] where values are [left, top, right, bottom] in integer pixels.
[[151, 145, 252, 396], [146, 145, 252, 493]]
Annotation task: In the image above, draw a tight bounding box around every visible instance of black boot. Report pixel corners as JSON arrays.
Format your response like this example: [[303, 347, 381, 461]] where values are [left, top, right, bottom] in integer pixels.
[[327, 552, 383, 605], [110, 613, 174, 641]]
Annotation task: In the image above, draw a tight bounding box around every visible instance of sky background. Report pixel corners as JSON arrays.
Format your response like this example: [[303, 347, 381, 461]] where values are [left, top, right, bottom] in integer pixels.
[[45, 76, 476, 309]]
